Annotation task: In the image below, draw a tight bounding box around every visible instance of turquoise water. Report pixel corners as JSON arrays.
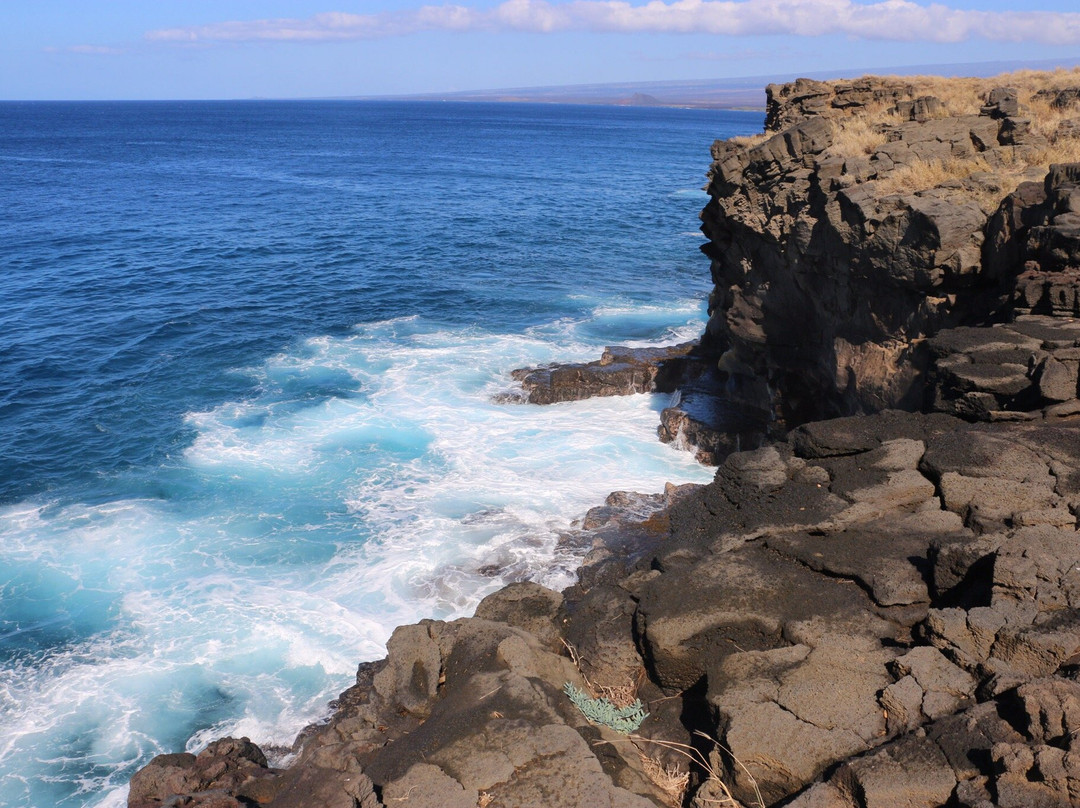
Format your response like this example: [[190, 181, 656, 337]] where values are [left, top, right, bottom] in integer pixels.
[[0, 101, 762, 806]]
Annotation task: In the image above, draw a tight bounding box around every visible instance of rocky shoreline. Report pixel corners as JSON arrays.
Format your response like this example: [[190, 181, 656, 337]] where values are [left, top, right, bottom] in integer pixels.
[[130, 70, 1080, 808]]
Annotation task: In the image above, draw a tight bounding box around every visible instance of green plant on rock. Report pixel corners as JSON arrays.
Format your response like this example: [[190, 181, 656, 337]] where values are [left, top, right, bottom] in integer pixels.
[[563, 682, 648, 734]]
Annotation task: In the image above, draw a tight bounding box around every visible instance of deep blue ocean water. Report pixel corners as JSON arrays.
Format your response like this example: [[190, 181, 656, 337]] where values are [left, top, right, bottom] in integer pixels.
[[0, 100, 762, 807]]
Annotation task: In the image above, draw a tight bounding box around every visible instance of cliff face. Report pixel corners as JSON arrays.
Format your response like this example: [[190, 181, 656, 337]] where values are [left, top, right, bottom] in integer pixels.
[[700, 75, 1080, 428]]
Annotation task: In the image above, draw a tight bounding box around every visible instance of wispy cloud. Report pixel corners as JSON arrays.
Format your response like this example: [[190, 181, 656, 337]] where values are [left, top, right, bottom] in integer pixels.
[[44, 44, 125, 55], [679, 48, 784, 61], [141, 1, 1080, 45], [633, 46, 787, 62]]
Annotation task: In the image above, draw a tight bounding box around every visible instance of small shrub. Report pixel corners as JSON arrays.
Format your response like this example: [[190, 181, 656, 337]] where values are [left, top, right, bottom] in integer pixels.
[[563, 682, 648, 734]]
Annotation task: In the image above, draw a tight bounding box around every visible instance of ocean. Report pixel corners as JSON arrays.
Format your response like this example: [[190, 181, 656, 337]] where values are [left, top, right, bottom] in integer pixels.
[[0, 100, 762, 807]]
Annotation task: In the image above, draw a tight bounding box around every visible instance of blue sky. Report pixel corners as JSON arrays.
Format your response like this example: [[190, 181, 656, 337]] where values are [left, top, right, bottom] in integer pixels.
[[4, 0, 1080, 99]]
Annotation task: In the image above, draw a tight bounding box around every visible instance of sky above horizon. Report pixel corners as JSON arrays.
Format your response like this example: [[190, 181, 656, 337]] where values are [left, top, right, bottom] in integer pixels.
[[4, 1, 1080, 100]]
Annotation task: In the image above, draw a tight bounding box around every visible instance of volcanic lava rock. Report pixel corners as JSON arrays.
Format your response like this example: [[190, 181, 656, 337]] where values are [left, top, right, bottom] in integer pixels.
[[701, 77, 1080, 433], [507, 342, 702, 405]]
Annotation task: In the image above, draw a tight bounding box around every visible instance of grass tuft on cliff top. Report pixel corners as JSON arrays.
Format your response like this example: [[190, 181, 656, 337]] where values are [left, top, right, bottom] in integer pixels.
[[812, 67, 1080, 202]]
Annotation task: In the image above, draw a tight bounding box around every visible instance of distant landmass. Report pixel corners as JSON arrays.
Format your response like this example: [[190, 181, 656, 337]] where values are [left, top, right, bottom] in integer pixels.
[[328, 56, 1080, 110]]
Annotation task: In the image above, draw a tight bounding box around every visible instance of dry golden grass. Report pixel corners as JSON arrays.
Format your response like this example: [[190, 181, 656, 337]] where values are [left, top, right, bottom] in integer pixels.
[[851, 66, 1080, 120], [615, 733, 765, 808], [828, 113, 892, 157], [729, 132, 769, 149], [639, 753, 690, 807], [870, 135, 1080, 199], [738, 67, 1080, 174], [889, 74, 987, 116], [1031, 137, 1080, 164], [1009, 66, 1080, 110], [1025, 91, 1080, 140], [804, 67, 1080, 199], [871, 155, 996, 196], [593, 678, 641, 709], [816, 67, 1080, 143]]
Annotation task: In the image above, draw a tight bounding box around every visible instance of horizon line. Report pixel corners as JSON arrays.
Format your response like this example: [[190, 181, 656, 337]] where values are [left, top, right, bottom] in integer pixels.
[[4, 54, 1079, 104]]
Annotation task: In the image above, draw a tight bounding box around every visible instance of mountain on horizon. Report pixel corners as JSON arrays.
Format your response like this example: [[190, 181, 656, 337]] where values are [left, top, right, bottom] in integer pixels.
[[325, 55, 1080, 110]]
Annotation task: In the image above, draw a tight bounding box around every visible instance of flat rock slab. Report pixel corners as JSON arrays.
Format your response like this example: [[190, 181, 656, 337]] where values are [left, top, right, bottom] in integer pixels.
[[635, 540, 884, 691], [929, 316, 1080, 418], [507, 342, 701, 404]]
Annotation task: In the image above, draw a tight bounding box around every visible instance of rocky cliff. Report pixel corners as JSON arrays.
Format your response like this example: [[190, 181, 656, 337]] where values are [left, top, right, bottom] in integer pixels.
[[129, 70, 1080, 808], [700, 73, 1080, 430]]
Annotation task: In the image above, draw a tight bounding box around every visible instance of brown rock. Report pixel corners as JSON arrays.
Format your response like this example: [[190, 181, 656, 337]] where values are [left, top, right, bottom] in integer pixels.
[[834, 734, 957, 808], [127, 738, 274, 808], [474, 582, 564, 651]]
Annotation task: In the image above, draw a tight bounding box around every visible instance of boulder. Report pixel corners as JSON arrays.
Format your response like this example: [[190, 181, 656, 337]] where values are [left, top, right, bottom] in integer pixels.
[[127, 737, 277, 808], [789, 679, 1080, 808], [981, 86, 1020, 118], [474, 582, 564, 651]]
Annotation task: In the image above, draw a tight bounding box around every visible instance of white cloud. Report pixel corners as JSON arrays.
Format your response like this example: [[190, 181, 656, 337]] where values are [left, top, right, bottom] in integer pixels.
[[141, 0, 1080, 45], [146, 12, 383, 43]]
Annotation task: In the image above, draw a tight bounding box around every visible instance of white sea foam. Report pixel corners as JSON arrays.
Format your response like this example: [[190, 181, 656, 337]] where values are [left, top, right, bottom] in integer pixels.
[[587, 299, 705, 320], [670, 188, 710, 198], [0, 301, 715, 808]]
